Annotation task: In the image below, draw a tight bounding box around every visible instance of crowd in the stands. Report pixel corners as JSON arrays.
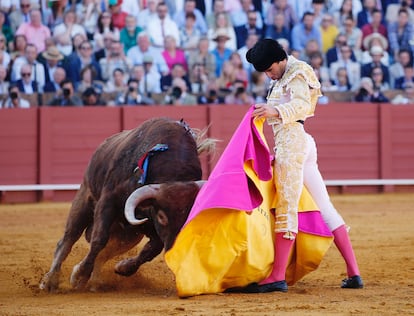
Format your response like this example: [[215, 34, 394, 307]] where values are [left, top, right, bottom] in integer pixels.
[[0, 0, 414, 108]]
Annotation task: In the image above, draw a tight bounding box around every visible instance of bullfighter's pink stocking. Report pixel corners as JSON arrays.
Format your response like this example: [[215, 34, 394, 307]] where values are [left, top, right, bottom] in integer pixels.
[[259, 232, 295, 284], [332, 225, 360, 277]]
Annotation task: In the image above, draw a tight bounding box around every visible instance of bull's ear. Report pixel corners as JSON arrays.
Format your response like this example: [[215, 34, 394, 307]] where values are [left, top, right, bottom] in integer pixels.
[[157, 210, 169, 226]]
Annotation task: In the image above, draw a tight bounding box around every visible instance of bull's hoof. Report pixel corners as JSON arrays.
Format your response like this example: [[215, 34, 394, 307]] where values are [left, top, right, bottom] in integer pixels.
[[70, 263, 89, 290], [39, 271, 60, 292], [114, 258, 139, 276]]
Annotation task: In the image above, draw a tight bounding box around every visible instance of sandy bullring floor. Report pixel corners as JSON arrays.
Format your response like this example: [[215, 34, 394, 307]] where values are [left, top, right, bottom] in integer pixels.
[[0, 193, 413, 315]]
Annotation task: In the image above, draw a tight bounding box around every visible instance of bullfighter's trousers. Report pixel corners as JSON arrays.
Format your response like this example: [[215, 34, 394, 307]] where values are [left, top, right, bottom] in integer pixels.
[[273, 123, 345, 237]]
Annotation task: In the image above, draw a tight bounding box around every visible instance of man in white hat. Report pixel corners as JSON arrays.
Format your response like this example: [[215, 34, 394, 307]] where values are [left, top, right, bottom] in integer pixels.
[[210, 29, 233, 77], [361, 45, 390, 85], [41, 46, 65, 89]]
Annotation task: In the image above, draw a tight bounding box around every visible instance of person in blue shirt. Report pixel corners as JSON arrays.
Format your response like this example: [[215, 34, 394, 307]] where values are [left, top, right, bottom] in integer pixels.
[[291, 11, 322, 52]]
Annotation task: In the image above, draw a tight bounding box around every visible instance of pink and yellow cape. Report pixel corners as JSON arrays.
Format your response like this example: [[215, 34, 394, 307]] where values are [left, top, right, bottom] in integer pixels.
[[165, 106, 333, 297]]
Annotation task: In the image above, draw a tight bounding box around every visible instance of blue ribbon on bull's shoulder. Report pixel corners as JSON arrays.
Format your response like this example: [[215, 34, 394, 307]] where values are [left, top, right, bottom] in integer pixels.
[[134, 144, 169, 184]]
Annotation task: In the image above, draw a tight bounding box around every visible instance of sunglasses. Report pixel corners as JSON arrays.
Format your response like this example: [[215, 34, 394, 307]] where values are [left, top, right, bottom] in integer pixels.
[[21, 4, 30, 7], [21, 73, 31, 77]]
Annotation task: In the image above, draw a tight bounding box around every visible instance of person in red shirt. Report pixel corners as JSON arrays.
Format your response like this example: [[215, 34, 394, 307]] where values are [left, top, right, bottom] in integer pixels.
[[109, 0, 128, 30]]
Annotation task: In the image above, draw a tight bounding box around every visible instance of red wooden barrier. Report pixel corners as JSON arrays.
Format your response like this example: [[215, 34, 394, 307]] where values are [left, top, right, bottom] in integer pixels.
[[1, 103, 414, 203], [0, 108, 38, 203]]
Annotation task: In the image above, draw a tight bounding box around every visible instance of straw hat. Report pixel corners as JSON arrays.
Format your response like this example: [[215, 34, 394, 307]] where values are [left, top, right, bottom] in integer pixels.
[[42, 46, 64, 61], [213, 28, 230, 41], [363, 33, 388, 50]]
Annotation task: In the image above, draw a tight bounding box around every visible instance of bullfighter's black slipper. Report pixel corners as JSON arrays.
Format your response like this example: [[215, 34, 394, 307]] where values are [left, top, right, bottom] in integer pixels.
[[225, 280, 288, 293]]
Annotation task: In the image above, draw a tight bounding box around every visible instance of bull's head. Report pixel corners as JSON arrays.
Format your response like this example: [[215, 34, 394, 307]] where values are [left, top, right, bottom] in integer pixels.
[[124, 181, 205, 250]]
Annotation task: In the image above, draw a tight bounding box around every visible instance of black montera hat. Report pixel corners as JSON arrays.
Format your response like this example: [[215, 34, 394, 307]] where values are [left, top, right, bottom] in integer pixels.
[[246, 39, 287, 72]]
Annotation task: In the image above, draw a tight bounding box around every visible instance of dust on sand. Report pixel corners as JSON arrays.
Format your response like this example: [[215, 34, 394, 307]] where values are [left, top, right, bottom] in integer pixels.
[[0, 193, 413, 315]]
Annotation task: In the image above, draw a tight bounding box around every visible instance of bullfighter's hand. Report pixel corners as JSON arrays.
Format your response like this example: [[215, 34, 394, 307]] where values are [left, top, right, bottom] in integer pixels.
[[252, 103, 279, 119]]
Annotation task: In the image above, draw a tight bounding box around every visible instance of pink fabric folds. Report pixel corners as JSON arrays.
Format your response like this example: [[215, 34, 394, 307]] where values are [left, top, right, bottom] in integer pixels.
[[183, 106, 272, 226]]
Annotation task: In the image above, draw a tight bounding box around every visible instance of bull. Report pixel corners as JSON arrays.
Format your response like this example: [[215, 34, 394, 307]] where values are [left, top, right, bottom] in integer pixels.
[[39, 117, 214, 292]]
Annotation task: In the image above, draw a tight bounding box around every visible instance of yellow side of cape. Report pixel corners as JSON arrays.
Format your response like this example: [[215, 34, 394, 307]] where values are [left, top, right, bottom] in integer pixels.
[[164, 118, 333, 297]]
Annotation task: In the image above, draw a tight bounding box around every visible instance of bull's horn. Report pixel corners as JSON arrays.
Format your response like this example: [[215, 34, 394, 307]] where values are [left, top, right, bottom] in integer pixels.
[[124, 184, 161, 225], [195, 180, 206, 188]]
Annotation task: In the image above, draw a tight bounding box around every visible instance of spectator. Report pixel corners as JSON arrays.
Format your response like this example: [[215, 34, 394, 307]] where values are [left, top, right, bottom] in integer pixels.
[[109, 0, 128, 29], [360, 8, 387, 45], [9, 34, 28, 64], [43, 66, 67, 93], [16, 63, 38, 93], [94, 12, 120, 52], [40, 45, 65, 88], [357, 0, 379, 28], [187, 36, 216, 81], [332, 0, 357, 28], [116, 78, 155, 105], [121, 0, 141, 21], [395, 64, 414, 90], [234, 9, 263, 50], [264, 12, 291, 43], [99, 40, 132, 82], [129, 62, 162, 96], [354, 76, 389, 102], [0, 64, 10, 95], [82, 86, 106, 106], [160, 62, 191, 92], [325, 33, 357, 67], [188, 61, 209, 94], [137, 0, 159, 29], [231, 0, 263, 29], [1, 84, 30, 109], [8, 0, 32, 34], [224, 79, 255, 105], [371, 65, 390, 92], [198, 80, 225, 104], [264, 0, 298, 31], [94, 32, 116, 62], [205, 0, 232, 29], [120, 14, 143, 54], [47, 79, 83, 106], [360, 32, 390, 66], [76, 0, 101, 40], [310, 0, 327, 27], [237, 33, 259, 75], [389, 48, 413, 88], [387, 8, 414, 61], [215, 60, 236, 94], [147, 2, 180, 50], [43, 0, 69, 30], [300, 38, 322, 64], [163, 77, 197, 105], [385, 0, 414, 25], [339, 16, 362, 55], [104, 67, 128, 94], [308, 51, 332, 92], [76, 64, 104, 93], [229, 52, 249, 86], [11, 44, 46, 92], [320, 13, 339, 53], [53, 11, 87, 57], [161, 35, 188, 73], [330, 44, 361, 90], [174, 0, 208, 35], [15, 8, 51, 53], [361, 45, 390, 85], [179, 12, 202, 55], [291, 11, 322, 52], [126, 32, 169, 75], [0, 33, 11, 70], [0, 11, 13, 45], [207, 12, 237, 51], [249, 70, 268, 102], [210, 29, 233, 78], [65, 39, 102, 84]]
